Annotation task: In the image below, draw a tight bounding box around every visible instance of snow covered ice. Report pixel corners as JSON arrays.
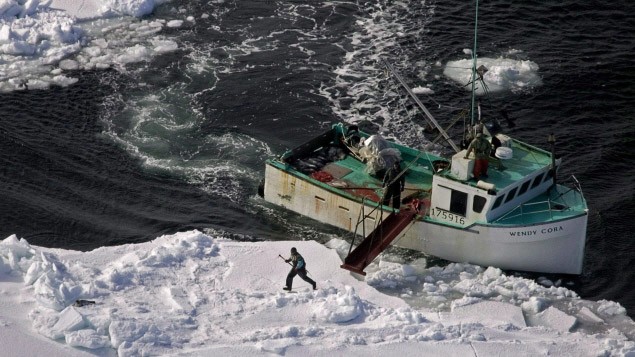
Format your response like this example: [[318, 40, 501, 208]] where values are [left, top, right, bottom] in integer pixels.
[[443, 54, 543, 94], [1, 230, 634, 356], [0, 0, 177, 92]]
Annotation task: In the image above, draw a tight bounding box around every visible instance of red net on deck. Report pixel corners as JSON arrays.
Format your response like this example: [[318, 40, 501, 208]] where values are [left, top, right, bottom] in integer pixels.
[[310, 171, 334, 183]]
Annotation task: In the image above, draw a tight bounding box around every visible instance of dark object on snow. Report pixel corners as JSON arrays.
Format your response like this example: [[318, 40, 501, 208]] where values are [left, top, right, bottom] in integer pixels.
[[73, 299, 96, 307]]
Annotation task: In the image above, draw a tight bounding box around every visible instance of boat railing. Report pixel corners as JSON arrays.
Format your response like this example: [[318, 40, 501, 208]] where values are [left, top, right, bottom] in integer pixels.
[[280, 127, 337, 163], [492, 175, 586, 224], [549, 174, 586, 209], [347, 196, 385, 257], [493, 201, 556, 224], [569, 175, 585, 202]]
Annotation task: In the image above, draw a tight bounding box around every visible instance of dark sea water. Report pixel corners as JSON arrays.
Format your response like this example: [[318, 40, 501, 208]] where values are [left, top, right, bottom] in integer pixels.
[[1, 0, 633, 317]]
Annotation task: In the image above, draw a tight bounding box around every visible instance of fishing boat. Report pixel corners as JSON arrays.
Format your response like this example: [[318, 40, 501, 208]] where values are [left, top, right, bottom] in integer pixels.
[[259, 1, 588, 275]]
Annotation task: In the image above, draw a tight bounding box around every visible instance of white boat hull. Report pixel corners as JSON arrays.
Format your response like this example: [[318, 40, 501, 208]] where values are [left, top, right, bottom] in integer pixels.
[[264, 163, 587, 274], [398, 215, 587, 274]]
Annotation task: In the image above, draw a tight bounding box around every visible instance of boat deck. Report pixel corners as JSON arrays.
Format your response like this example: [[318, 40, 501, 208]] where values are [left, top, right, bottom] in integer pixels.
[[319, 151, 436, 204]]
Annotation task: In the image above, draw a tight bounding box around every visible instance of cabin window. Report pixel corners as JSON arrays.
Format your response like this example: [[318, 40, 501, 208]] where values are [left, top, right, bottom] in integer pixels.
[[504, 187, 518, 203], [450, 190, 468, 216], [435, 185, 467, 216], [492, 195, 504, 209], [472, 195, 487, 213], [518, 181, 530, 196], [531, 173, 545, 188]]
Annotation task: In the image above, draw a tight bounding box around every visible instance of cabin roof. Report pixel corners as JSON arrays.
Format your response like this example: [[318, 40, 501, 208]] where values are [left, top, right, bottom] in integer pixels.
[[443, 138, 553, 191]]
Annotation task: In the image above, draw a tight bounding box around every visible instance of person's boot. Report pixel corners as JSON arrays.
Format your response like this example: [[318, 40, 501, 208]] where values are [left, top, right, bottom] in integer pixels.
[[312, 282, 317, 290], [283, 286, 291, 291]]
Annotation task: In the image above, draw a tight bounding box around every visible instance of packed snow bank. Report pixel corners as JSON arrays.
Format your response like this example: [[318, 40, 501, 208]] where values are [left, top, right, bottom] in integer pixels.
[[1, 231, 634, 356], [0, 0, 176, 92]]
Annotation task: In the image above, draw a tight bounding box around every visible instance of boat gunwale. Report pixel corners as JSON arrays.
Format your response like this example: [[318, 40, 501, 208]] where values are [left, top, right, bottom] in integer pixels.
[[269, 123, 588, 225], [266, 158, 588, 230]]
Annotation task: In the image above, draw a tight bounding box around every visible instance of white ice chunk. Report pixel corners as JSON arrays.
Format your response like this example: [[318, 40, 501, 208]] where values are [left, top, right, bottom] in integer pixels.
[[2, 232, 634, 356], [65, 329, 111, 349], [2, 41, 36, 55], [108, 320, 149, 349], [257, 338, 297, 355], [166, 20, 183, 28], [444, 57, 542, 94], [314, 286, 363, 323], [579, 306, 604, 323], [0, 24, 11, 43], [597, 300, 627, 316], [100, 0, 156, 18], [521, 296, 547, 314], [116, 44, 151, 64], [52, 306, 86, 338], [51, 74, 78, 86], [451, 301, 527, 329], [412, 86, 434, 95], [49, 0, 103, 20], [535, 306, 577, 333], [151, 38, 177, 53], [1, 0, 169, 92], [59, 59, 79, 70], [20, 0, 41, 18], [0, 1, 21, 18]]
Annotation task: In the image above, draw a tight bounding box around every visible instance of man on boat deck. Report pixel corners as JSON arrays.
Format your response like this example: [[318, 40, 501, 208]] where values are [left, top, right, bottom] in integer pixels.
[[464, 133, 492, 180], [284, 247, 317, 291], [382, 161, 406, 209]]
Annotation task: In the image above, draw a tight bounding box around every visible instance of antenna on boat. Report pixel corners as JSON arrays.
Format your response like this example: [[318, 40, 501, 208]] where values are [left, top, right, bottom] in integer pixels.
[[470, 0, 480, 128]]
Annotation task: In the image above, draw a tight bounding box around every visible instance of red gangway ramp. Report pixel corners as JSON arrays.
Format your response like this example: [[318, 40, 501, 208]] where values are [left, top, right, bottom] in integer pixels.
[[340, 208, 417, 276]]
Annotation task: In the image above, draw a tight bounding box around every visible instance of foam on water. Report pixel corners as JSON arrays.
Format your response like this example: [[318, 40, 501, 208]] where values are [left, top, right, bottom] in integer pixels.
[[6, 0, 344, 210], [319, 0, 544, 151], [100, 80, 273, 201], [319, 0, 436, 147], [92, 0, 356, 208]]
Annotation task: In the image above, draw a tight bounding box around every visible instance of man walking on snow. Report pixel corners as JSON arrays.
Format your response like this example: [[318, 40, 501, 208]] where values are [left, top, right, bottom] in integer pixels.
[[284, 247, 317, 291]]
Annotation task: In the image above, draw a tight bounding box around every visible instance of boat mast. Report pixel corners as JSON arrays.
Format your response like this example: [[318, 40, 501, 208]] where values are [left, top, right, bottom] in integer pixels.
[[470, 0, 480, 127]]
